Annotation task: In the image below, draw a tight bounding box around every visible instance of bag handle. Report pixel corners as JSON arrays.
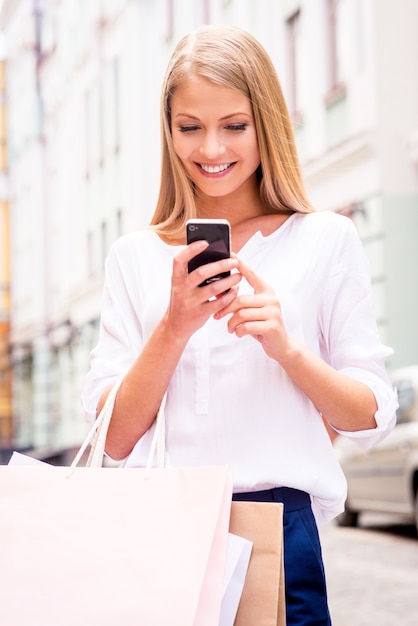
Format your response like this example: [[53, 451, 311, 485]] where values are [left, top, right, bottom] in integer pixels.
[[145, 391, 167, 475], [68, 378, 167, 477]]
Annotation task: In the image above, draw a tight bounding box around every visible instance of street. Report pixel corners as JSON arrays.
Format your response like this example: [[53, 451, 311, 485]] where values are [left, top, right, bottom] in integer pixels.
[[319, 514, 418, 625]]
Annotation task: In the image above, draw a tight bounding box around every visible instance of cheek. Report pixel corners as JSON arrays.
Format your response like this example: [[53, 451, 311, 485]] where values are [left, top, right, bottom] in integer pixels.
[[249, 132, 260, 159], [249, 138, 261, 169], [171, 137, 181, 159], [172, 143, 196, 181]]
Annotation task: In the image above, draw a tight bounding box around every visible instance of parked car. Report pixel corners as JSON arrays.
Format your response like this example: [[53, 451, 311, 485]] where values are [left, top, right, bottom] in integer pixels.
[[333, 365, 418, 534]]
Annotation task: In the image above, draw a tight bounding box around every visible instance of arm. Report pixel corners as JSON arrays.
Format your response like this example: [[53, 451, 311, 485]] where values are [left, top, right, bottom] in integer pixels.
[[99, 241, 241, 460], [276, 337, 378, 432], [215, 257, 390, 434]]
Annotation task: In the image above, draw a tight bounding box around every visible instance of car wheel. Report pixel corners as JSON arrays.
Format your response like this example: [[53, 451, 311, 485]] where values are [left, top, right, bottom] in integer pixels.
[[336, 504, 359, 527]]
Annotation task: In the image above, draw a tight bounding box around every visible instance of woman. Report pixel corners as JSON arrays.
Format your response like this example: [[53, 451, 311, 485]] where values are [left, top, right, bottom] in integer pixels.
[[82, 24, 397, 625]]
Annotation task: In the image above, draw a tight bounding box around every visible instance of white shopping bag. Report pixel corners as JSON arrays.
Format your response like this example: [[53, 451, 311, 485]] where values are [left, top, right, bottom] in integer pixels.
[[220, 533, 253, 626]]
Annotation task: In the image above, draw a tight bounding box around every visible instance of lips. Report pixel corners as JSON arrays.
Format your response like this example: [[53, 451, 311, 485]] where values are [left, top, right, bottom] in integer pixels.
[[199, 163, 234, 174]]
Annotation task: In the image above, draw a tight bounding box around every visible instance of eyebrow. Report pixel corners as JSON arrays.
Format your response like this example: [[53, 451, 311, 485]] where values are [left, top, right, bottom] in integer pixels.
[[173, 112, 252, 121]]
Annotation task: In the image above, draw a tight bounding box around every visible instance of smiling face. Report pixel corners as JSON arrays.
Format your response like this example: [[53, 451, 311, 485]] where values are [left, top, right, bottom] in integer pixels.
[[170, 76, 261, 206]]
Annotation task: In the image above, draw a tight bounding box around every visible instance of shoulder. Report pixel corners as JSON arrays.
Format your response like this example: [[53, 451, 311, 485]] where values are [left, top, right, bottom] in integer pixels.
[[102, 230, 164, 282], [111, 228, 159, 252], [295, 209, 354, 231], [107, 228, 164, 262], [292, 210, 359, 247], [286, 211, 368, 281]]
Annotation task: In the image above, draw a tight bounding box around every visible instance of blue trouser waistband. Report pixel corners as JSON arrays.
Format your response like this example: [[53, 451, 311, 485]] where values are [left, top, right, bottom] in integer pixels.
[[232, 487, 310, 512]]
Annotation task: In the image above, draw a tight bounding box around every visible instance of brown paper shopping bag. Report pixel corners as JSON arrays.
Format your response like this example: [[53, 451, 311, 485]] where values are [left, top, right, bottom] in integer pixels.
[[230, 501, 286, 626]]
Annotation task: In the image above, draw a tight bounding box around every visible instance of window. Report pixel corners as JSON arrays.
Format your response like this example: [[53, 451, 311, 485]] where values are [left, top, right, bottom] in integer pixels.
[[85, 83, 101, 173], [116, 209, 124, 238], [101, 221, 108, 267], [325, 0, 346, 103], [286, 10, 303, 121], [324, 0, 348, 145], [87, 231, 94, 277], [103, 58, 120, 155], [200, 0, 210, 24], [166, 0, 174, 41]]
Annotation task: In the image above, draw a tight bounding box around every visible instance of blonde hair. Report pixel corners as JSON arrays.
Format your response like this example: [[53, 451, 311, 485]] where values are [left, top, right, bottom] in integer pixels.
[[150, 24, 315, 237]]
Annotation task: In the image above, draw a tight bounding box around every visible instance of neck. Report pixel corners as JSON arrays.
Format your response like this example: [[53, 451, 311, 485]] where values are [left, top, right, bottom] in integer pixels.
[[194, 184, 269, 226]]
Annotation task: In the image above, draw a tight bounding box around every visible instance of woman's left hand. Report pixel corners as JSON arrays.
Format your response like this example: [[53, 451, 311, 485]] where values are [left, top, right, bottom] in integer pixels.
[[214, 257, 290, 362]]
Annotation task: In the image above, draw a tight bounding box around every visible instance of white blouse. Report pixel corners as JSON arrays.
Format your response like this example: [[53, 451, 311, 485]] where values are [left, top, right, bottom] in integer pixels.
[[82, 211, 398, 524]]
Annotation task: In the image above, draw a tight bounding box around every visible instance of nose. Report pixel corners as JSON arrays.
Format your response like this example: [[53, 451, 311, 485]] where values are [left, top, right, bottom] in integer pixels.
[[199, 130, 226, 160]]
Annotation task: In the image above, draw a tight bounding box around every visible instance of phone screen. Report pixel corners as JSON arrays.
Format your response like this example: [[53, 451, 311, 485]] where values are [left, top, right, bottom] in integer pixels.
[[186, 219, 231, 286]]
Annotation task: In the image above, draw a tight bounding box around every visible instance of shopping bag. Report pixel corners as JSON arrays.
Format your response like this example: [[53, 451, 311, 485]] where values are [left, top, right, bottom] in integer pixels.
[[220, 531, 253, 626], [0, 381, 234, 626], [7, 451, 254, 626], [0, 463, 233, 626], [230, 501, 286, 626]]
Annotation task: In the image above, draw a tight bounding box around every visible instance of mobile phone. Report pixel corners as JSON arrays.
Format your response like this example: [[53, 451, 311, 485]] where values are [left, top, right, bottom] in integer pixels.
[[186, 218, 231, 287]]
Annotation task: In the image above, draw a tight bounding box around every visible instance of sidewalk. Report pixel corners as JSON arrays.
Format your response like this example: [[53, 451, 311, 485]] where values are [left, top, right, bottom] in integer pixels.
[[319, 519, 418, 625]]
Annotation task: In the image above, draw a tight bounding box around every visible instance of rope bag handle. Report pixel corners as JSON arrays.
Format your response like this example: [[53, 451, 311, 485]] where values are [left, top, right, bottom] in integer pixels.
[[68, 377, 167, 477]]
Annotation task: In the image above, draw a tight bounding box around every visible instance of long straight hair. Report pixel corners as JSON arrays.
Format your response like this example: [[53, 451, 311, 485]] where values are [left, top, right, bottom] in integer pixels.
[[149, 24, 315, 238]]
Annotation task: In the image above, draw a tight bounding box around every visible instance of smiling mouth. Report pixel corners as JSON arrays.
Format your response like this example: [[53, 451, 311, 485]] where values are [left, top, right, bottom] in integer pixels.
[[199, 163, 234, 174]]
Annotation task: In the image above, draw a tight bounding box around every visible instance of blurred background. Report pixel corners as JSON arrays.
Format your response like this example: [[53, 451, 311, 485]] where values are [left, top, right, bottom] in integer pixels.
[[0, 0, 417, 465]]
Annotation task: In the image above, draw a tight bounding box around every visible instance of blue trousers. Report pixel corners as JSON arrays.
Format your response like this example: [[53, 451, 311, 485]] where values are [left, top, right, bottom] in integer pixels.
[[232, 487, 332, 626]]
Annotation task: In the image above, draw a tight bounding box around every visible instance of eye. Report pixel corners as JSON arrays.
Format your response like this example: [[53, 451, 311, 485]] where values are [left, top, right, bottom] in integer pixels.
[[178, 125, 200, 133], [226, 123, 247, 131]]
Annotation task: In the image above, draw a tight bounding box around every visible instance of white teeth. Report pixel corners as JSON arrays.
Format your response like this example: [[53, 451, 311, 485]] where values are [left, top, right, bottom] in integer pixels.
[[200, 163, 231, 173]]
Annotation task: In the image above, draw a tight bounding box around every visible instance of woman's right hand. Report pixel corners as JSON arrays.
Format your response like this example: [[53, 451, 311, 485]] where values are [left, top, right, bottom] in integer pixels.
[[165, 241, 242, 339]]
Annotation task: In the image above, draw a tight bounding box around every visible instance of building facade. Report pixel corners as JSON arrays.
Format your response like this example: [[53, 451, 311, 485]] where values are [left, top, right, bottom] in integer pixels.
[[0, 0, 417, 461], [0, 48, 12, 453]]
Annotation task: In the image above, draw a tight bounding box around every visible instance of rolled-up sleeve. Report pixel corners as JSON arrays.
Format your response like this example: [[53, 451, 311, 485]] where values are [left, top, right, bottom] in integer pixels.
[[319, 219, 398, 448]]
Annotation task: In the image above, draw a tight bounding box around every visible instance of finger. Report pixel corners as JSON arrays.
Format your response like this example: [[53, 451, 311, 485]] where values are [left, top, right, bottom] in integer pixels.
[[214, 293, 265, 320], [227, 306, 269, 333], [198, 268, 241, 301], [236, 257, 273, 294], [233, 321, 267, 340], [208, 284, 240, 311], [186, 283, 240, 320], [172, 241, 209, 277], [189, 257, 239, 290]]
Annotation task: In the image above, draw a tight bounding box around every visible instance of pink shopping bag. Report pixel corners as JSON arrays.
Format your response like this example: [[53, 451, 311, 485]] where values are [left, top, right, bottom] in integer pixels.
[[0, 463, 232, 626]]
